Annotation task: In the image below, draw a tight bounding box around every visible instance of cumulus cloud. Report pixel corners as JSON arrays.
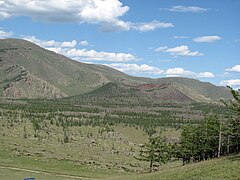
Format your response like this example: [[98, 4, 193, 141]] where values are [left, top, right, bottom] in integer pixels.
[[155, 45, 203, 57], [225, 65, 240, 72], [67, 49, 136, 62], [166, 5, 208, 13], [104, 64, 215, 78], [0, 0, 128, 23], [24, 36, 136, 62], [198, 72, 215, 78], [106, 63, 164, 75], [0, 0, 174, 32], [165, 68, 194, 77], [220, 79, 240, 87], [165, 67, 214, 78], [79, 40, 89, 46], [0, 28, 13, 38], [193, 36, 222, 43], [24, 36, 77, 48]]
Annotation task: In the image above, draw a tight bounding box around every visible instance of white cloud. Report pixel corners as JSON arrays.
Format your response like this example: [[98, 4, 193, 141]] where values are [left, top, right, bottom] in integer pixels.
[[24, 36, 77, 48], [193, 36, 222, 43], [165, 68, 214, 78], [220, 79, 240, 86], [0, 28, 13, 38], [79, 0, 129, 23], [0, 0, 128, 23], [132, 20, 174, 32], [79, 40, 89, 46], [106, 63, 164, 75], [155, 45, 203, 57], [173, 36, 188, 39], [155, 46, 168, 52], [100, 20, 174, 32], [225, 65, 240, 72], [0, 12, 11, 19], [24, 36, 136, 62], [67, 49, 136, 62], [0, 0, 174, 32], [105, 64, 215, 78], [167, 5, 208, 13], [99, 20, 131, 32], [197, 72, 215, 78], [165, 68, 194, 76]]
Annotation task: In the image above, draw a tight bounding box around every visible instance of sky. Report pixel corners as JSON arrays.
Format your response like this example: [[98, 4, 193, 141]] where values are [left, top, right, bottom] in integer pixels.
[[0, 0, 239, 88]]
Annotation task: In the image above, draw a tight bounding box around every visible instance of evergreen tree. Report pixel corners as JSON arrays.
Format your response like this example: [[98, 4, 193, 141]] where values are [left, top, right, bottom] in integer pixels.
[[136, 135, 169, 172], [178, 115, 221, 164], [178, 125, 194, 165], [222, 86, 240, 152]]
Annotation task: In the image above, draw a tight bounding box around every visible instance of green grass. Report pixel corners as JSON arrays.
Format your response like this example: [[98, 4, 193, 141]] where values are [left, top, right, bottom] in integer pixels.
[[114, 126, 148, 144], [0, 98, 238, 179], [0, 168, 83, 180], [1, 149, 239, 180], [105, 154, 240, 180], [0, 149, 119, 179]]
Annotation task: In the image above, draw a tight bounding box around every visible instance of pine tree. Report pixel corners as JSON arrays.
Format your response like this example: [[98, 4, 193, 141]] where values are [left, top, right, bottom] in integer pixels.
[[179, 115, 221, 164], [178, 125, 194, 165], [222, 86, 240, 153], [136, 135, 169, 172]]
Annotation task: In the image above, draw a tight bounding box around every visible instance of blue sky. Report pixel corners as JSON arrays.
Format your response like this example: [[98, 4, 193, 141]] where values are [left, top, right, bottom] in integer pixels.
[[0, 0, 239, 88]]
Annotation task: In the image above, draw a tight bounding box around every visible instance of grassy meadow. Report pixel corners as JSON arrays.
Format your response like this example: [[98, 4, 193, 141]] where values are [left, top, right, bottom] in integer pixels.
[[0, 98, 238, 179]]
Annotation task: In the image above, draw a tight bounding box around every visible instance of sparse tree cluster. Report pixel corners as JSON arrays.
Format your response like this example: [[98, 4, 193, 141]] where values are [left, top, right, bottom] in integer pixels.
[[137, 87, 240, 172]]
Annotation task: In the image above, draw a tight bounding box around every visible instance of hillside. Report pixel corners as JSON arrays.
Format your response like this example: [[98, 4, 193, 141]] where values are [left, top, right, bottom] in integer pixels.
[[107, 155, 240, 180], [70, 82, 193, 105], [0, 38, 146, 98], [0, 38, 231, 102], [1, 148, 239, 180], [156, 77, 231, 102]]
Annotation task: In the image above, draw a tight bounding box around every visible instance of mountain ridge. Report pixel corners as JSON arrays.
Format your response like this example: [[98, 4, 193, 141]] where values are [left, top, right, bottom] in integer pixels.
[[0, 38, 231, 102]]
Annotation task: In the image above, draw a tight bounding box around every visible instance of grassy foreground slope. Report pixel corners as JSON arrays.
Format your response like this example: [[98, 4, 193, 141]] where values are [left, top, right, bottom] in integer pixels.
[[108, 155, 240, 180]]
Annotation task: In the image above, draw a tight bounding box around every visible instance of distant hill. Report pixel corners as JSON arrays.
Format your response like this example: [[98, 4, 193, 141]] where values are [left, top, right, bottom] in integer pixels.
[[155, 77, 231, 102], [70, 82, 193, 105], [0, 38, 231, 102]]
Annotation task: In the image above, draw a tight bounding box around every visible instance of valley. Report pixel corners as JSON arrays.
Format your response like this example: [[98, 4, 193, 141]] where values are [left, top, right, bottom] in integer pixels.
[[0, 39, 239, 179], [0, 0, 239, 179], [0, 97, 235, 179]]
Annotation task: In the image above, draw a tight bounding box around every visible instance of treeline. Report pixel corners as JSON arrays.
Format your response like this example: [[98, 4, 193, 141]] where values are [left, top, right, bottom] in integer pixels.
[[177, 115, 235, 164]]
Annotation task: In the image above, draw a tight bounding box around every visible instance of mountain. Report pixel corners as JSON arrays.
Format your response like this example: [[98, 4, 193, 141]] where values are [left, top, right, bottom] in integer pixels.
[[0, 38, 147, 98], [0, 38, 231, 102]]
